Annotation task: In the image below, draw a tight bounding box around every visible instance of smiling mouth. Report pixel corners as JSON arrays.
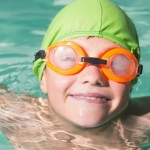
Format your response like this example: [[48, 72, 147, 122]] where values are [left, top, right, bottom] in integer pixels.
[[68, 94, 111, 104]]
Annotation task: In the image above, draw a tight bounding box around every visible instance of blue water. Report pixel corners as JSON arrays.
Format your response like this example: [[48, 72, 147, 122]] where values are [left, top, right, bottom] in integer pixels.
[[0, 132, 13, 150], [0, 0, 150, 149]]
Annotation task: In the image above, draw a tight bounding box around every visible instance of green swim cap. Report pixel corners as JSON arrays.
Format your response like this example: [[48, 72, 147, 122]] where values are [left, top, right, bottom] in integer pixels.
[[33, 0, 140, 80]]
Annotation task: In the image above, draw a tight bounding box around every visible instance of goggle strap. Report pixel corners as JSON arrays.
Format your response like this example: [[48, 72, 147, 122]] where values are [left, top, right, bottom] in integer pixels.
[[34, 50, 45, 62], [137, 64, 143, 76], [81, 57, 107, 65]]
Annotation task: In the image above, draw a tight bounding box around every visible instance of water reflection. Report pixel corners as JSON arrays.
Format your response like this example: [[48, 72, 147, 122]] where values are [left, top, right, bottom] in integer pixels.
[[0, 86, 149, 150]]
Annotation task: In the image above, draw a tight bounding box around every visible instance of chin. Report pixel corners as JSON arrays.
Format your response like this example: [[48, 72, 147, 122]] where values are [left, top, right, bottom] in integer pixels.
[[68, 117, 109, 129]]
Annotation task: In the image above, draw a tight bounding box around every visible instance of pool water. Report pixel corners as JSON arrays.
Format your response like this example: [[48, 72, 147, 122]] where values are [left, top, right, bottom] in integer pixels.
[[0, 0, 150, 149], [0, 0, 150, 98], [0, 131, 13, 150]]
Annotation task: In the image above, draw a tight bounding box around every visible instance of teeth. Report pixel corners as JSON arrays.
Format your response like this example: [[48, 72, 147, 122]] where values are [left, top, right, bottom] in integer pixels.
[[73, 95, 108, 101], [101, 98, 107, 102]]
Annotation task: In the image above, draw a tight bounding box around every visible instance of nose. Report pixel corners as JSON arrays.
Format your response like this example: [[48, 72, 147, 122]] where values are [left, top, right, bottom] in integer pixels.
[[78, 65, 108, 87]]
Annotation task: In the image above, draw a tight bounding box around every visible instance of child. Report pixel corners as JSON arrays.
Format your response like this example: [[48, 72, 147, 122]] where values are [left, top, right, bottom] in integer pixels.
[[0, 0, 150, 149], [33, 0, 143, 128]]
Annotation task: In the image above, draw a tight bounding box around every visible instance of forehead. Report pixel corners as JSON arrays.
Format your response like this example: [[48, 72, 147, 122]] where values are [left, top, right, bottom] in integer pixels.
[[69, 37, 122, 55]]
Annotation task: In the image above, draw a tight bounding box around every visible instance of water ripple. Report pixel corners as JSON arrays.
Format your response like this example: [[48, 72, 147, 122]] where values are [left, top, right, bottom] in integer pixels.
[[52, 0, 73, 6]]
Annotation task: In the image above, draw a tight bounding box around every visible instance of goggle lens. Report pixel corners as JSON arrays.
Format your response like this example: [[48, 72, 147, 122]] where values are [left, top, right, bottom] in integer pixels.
[[110, 54, 132, 77], [50, 46, 78, 70]]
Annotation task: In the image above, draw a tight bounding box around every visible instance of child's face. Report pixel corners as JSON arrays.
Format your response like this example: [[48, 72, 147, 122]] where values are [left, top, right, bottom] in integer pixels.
[[41, 37, 131, 128]]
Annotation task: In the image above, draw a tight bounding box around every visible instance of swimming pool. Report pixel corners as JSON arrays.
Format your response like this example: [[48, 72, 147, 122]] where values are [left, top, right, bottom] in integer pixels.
[[0, 0, 150, 149]]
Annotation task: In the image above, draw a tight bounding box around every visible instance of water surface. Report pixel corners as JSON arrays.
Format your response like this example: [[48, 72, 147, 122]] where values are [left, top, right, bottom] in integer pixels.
[[0, 0, 150, 149]]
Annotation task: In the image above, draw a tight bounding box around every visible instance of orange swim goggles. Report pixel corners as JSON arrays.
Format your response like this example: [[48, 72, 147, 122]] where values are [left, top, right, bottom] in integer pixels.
[[34, 41, 143, 83]]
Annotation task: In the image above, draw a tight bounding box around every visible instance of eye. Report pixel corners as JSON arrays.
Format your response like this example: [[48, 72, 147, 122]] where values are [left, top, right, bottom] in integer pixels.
[[110, 54, 132, 76], [61, 55, 75, 62], [50, 46, 77, 70]]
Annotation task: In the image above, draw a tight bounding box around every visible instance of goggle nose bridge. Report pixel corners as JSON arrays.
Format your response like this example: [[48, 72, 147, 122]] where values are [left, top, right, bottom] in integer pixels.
[[81, 57, 107, 65]]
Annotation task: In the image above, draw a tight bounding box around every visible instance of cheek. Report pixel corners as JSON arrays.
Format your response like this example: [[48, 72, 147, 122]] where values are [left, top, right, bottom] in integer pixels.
[[108, 81, 131, 112], [46, 68, 75, 97], [109, 81, 131, 98], [101, 81, 131, 121]]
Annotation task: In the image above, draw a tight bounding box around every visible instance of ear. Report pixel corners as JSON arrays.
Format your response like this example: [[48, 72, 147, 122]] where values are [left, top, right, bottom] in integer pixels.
[[40, 70, 48, 94]]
